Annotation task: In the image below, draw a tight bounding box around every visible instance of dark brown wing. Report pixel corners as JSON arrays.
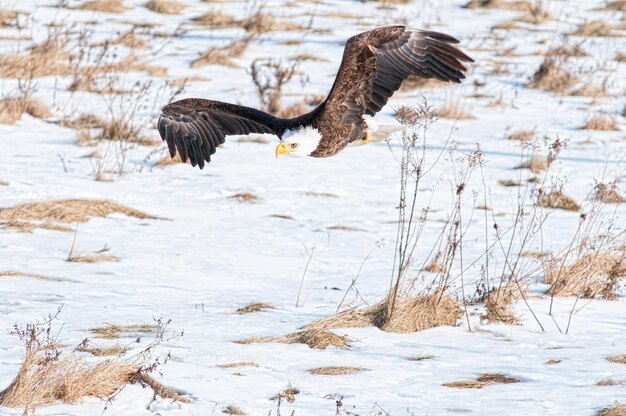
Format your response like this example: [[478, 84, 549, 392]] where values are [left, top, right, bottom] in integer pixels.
[[157, 98, 286, 169], [320, 26, 474, 125]]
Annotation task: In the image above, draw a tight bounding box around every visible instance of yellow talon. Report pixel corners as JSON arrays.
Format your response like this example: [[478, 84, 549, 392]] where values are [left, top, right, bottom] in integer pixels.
[[363, 131, 371, 144]]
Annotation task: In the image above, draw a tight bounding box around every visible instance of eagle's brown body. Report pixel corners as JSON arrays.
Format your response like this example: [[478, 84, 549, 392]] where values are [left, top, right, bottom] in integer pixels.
[[158, 26, 473, 168]]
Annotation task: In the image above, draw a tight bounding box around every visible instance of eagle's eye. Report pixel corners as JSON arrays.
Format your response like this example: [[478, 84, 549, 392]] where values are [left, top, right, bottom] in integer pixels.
[[290, 143, 298, 149]]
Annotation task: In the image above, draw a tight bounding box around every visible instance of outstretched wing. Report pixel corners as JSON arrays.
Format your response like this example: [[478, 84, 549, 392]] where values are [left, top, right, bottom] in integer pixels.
[[321, 26, 473, 125], [157, 98, 285, 169]]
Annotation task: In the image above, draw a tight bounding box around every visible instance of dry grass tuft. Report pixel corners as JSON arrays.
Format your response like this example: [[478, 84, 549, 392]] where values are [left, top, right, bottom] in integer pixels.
[[235, 329, 349, 350], [90, 324, 159, 339], [480, 283, 521, 324], [607, 354, 626, 364], [191, 36, 253, 68], [73, 0, 129, 12], [464, 0, 532, 12], [145, 0, 186, 14], [443, 373, 520, 389], [192, 10, 238, 28], [306, 293, 461, 333], [583, 115, 618, 131], [236, 302, 275, 314], [60, 113, 104, 130], [271, 383, 299, 402], [408, 354, 435, 361], [616, 52, 626, 62], [515, 154, 548, 173], [508, 130, 535, 142], [1, 220, 73, 233], [598, 404, 626, 416], [223, 405, 246, 415], [216, 361, 257, 369], [544, 359, 561, 365], [597, 379, 625, 386], [0, 199, 158, 224], [0, 10, 19, 27], [0, 271, 72, 282], [0, 95, 51, 124], [395, 105, 422, 125], [527, 57, 578, 93], [498, 179, 521, 187], [595, 182, 626, 204], [327, 225, 365, 232], [67, 253, 118, 263], [155, 152, 182, 167], [76, 344, 128, 357], [572, 21, 617, 37], [228, 193, 259, 203], [307, 366, 363, 376], [537, 191, 580, 211], [241, 12, 304, 34], [601, 0, 626, 11], [545, 252, 626, 299], [423, 252, 446, 273], [435, 101, 473, 120]]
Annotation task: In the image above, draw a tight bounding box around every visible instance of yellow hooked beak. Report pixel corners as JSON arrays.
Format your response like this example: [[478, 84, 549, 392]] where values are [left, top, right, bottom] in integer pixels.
[[275, 143, 294, 158]]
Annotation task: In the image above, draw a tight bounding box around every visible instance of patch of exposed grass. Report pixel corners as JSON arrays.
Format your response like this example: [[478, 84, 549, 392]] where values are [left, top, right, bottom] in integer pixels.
[[241, 11, 304, 34], [223, 405, 246, 415], [327, 225, 365, 232], [270, 382, 299, 402], [76, 344, 128, 357], [305, 293, 461, 333], [571, 21, 622, 37], [0, 271, 73, 282], [598, 404, 626, 416], [607, 354, 626, 364], [583, 115, 618, 131], [479, 283, 521, 324], [155, 152, 182, 167], [400, 75, 446, 90], [0, 199, 158, 224], [235, 329, 349, 350], [90, 324, 159, 339], [0, 95, 51, 124], [595, 182, 626, 204], [236, 302, 275, 314], [67, 254, 118, 263], [191, 10, 238, 28], [145, 0, 186, 14], [544, 359, 561, 365], [228, 193, 259, 203], [408, 354, 434, 361], [515, 154, 547, 173], [464, 0, 532, 12], [527, 57, 578, 94], [536, 191, 580, 211], [508, 130, 535, 141], [307, 366, 363, 375], [597, 379, 625, 386], [1, 220, 73, 233], [498, 179, 521, 187], [423, 252, 445, 273], [191, 36, 253, 68], [545, 252, 625, 299], [443, 373, 520, 389], [73, 0, 129, 12], [216, 361, 257, 369]]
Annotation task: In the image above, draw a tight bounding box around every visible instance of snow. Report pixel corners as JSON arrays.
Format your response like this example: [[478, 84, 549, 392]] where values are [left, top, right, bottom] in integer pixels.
[[0, 0, 625, 415]]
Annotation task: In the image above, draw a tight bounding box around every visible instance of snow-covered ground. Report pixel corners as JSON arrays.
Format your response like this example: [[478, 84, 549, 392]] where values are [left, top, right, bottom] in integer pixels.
[[0, 0, 625, 415]]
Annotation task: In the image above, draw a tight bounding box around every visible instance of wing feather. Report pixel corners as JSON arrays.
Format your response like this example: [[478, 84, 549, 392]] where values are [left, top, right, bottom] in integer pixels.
[[319, 26, 473, 125], [157, 98, 285, 169]]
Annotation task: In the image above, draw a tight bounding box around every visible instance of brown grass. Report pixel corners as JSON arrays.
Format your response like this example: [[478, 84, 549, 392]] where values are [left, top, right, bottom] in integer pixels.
[[1, 220, 73, 233], [617, 52, 626, 62], [307, 366, 363, 376], [191, 36, 253, 68], [443, 373, 520, 389], [76, 344, 128, 357], [400, 75, 446, 90], [234, 329, 349, 350], [236, 302, 275, 314], [595, 182, 626, 204], [0, 10, 19, 27], [0, 199, 158, 224], [464, 0, 533, 12], [601, 0, 626, 11], [216, 361, 257, 368], [527, 57, 578, 93], [241, 12, 304, 34], [480, 283, 521, 324], [508, 130, 535, 142], [597, 379, 625, 386], [515, 154, 548, 173], [545, 252, 626, 299], [572, 21, 620, 37], [223, 405, 246, 415], [305, 293, 461, 333], [0, 95, 51, 124], [499, 179, 521, 187], [228, 193, 259, 203], [67, 254, 118, 263], [155, 152, 182, 167], [583, 115, 618, 131], [423, 252, 446, 273], [60, 113, 104, 130], [145, 0, 186, 14], [90, 324, 159, 339], [435, 101, 474, 120], [536, 191, 580, 211], [395, 105, 423, 125], [192, 10, 238, 28], [408, 354, 435, 361], [544, 359, 561, 365], [327, 225, 364, 232], [607, 354, 626, 364], [0, 271, 73, 282], [598, 404, 626, 416], [0, 344, 187, 408], [73, 0, 129, 12]]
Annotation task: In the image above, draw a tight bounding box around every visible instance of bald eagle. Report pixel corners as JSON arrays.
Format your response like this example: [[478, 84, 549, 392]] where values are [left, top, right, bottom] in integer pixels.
[[158, 25, 473, 169]]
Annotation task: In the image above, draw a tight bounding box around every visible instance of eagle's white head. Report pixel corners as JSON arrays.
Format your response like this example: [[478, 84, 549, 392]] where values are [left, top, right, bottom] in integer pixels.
[[276, 126, 322, 158]]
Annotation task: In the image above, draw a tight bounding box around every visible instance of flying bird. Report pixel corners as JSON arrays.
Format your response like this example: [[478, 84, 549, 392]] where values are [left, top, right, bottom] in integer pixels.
[[158, 25, 473, 169]]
